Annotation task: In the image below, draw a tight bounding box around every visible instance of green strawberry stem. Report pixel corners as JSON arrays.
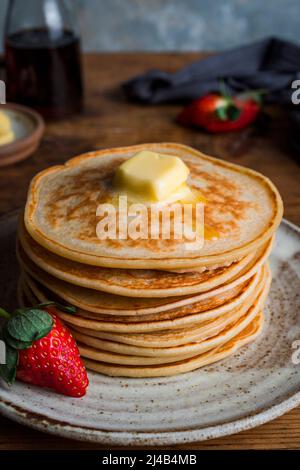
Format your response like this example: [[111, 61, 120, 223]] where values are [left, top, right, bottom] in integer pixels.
[[0, 307, 11, 320], [219, 79, 231, 99], [215, 101, 241, 122], [236, 89, 266, 104], [217, 81, 264, 120]]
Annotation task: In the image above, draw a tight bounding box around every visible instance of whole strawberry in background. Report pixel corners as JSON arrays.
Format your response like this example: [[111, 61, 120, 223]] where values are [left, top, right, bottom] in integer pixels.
[[177, 90, 263, 133], [0, 303, 89, 397]]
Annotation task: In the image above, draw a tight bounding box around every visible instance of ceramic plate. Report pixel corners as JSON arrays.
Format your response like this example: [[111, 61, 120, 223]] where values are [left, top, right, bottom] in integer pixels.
[[0, 212, 299, 445], [0, 104, 44, 167]]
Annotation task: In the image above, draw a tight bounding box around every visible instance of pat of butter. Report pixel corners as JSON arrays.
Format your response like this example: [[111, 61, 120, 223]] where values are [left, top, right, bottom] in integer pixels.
[[0, 131, 14, 145], [0, 111, 12, 135], [113, 151, 190, 202], [0, 111, 14, 145]]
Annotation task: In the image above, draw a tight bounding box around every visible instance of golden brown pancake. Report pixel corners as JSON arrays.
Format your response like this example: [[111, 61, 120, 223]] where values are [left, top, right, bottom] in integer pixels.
[[21, 264, 265, 333], [18, 260, 269, 378], [72, 273, 268, 353], [65, 265, 269, 348], [17, 240, 252, 314], [18, 272, 271, 363], [21, 269, 250, 323], [18, 220, 273, 297], [18, 142, 282, 378], [22, 267, 264, 347], [82, 311, 264, 377], [24, 143, 283, 270]]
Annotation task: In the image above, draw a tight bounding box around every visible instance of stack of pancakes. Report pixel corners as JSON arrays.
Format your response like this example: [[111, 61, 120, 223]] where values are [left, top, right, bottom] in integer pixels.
[[17, 143, 283, 377]]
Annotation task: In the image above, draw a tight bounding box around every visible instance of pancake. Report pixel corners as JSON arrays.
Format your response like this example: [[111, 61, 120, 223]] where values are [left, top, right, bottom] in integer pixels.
[[19, 272, 264, 370], [22, 265, 264, 333], [17, 237, 253, 310], [18, 263, 269, 378], [66, 265, 270, 349], [17, 234, 272, 313], [23, 266, 264, 347], [82, 311, 264, 377], [17, 241, 251, 314], [24, 143, 283, 270], [18, 269, 268, 361], [18, 220, 273, 297], [21, 269, 250, 323], [77, 300, 265, 364], [17, 141, 282, 379], [71, 270, 269, 354]]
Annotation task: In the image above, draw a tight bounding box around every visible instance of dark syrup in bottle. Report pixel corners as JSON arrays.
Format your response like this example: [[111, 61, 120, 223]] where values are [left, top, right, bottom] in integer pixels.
[[5, 28, 83, 119]]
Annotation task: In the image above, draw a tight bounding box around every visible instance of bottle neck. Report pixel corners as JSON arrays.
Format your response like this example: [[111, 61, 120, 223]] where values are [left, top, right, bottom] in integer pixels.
[[5, 0, 79, 38]]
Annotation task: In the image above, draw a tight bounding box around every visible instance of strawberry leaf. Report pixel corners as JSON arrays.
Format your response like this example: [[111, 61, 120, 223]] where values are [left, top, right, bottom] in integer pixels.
[[236, 89, 266, 105], [3, 329, 32, 350], [215, 106, 228, 121], [215, 103, 241, 122], [227, 105, 241, 121], [6, 309, 53, 343], [0, 341, 18, 385]]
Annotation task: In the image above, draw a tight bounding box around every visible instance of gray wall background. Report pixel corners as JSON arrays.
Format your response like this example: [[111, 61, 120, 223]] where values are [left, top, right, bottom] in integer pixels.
[[0, 0, 299, 51]]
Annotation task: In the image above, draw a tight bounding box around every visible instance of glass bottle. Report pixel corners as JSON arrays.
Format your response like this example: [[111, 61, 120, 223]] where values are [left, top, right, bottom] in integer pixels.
[[4, 0, 83, 119]]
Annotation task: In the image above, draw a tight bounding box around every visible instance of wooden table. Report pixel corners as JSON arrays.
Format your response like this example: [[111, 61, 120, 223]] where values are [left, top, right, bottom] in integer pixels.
[[0, 53, 299, 450]]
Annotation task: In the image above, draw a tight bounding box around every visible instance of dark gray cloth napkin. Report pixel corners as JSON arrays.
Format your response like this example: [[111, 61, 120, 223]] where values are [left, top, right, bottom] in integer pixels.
[[123, 37, 300, 106]]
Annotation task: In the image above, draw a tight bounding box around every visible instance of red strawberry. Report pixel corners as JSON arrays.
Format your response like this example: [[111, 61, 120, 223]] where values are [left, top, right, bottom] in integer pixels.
[[0, 303, 89, 397], [177, 91, 262, 133]]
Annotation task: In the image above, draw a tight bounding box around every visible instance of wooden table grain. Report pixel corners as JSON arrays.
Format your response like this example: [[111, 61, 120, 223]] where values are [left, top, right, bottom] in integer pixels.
[[0, 53, 299, 450]]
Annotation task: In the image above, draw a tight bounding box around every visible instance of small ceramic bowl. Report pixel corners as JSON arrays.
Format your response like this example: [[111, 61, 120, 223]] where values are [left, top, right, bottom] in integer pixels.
[[0, 103, 45, 167]]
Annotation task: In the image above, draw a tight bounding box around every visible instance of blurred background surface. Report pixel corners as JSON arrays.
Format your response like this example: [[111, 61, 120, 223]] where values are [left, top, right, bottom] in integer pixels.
[[0, 0, 299, 52]]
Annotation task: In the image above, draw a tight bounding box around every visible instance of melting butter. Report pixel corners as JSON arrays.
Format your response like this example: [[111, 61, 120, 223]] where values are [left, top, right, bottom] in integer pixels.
[[113, 150, 190, 202], [204, 225, 219, 241], [111, 150, 218, 240]]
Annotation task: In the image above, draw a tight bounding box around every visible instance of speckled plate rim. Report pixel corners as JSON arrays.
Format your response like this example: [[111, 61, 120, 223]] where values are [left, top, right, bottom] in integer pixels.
[[1, 389, 300, 446], [0, 217, 299, 446]]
